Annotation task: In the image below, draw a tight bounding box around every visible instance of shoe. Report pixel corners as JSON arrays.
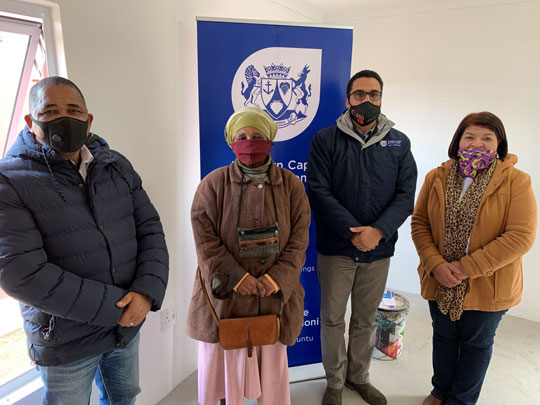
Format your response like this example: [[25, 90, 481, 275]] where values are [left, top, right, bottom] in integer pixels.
[[344, 380, 387, 405], [219, 399, 226, 405], [322, 386, 343, 405], [422, 394, 443, 405]]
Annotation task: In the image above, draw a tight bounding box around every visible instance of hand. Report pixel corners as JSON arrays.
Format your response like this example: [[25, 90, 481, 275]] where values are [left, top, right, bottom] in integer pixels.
[[116, 291, 151, 327], [349, 226, 384, 252], [432, 262, 464, 288], [236, 274, 265, 296], [257, 276, 277, 297], [449, 260, 468, 280], [350, 233, 376, 251]]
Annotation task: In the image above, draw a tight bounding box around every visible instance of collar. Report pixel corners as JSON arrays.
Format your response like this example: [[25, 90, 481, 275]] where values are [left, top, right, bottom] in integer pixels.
[[353, 124, 376, 140], [229, 160, 283, 186], [70, 145, 94, 166], [236, 156, 273, 179], [336, 111, 394, 148]]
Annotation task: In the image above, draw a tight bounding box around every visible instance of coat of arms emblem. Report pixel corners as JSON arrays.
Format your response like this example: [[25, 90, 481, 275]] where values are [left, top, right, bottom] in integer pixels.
[[240, 63, 312, 128], [231, 47, 321, 142]]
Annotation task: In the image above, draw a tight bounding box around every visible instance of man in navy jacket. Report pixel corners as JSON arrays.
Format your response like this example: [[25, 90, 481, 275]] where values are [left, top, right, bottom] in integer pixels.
[[0, 77, 168, 404], [307, 70, 417, 405]]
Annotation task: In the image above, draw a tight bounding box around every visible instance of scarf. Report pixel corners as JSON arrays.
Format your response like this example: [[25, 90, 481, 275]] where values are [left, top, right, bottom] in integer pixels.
[[236, 157, 273, 181], [435, 158, 496, 321]]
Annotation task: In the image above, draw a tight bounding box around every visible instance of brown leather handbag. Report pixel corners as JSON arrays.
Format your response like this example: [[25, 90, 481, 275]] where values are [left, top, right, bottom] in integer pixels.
[[198, 269, 281, 357]]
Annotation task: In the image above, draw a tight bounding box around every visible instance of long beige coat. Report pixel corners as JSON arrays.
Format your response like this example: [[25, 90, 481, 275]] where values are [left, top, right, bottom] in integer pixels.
[[186, 162, 310, 345], [411, 154, 537, 311]]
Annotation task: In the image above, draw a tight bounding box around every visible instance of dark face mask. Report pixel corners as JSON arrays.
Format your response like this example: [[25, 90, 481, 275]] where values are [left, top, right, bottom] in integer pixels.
[[349, 101, 380, 127], [31, 116, 89, 153]]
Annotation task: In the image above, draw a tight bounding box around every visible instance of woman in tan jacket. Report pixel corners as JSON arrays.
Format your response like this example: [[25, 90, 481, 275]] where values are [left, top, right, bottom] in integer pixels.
[[186, 107, 310, 405], [411, 112, 536, 405]]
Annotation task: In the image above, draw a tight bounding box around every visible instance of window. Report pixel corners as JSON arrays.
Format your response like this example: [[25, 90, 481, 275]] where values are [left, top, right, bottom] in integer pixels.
[[0, 14, 46, 390], [0, 16, 47, 155], [0, 1, 65, 401]]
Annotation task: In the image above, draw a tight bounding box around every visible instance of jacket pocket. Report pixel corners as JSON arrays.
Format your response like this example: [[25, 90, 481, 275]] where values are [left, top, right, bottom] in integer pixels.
[[494, 263, 522, 301], [25, 314, 58, 347], [41, 315, 56, 342]]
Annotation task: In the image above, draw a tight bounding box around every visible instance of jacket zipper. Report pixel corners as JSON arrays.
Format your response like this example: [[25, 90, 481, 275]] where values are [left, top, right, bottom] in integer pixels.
[[73, 161, 115, 282]]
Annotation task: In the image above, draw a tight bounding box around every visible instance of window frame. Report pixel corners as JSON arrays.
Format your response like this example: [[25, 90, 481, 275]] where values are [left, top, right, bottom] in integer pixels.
[[0, 0, 66, 75], [0, 0, 66, 402], [0, 368, 42, 403], [0, 16, 42, 153], [1, 0, 66, 152]]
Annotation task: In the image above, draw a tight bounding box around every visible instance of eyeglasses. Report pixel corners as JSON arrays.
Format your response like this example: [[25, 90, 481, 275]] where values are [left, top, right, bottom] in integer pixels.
[[349, 90, 382, 102]]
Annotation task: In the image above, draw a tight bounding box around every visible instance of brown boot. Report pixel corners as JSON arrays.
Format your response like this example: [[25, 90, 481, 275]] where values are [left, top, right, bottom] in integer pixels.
[[322, 386, 343, 405], [423, 394, 443, 405], [344, 380, 387, 405]]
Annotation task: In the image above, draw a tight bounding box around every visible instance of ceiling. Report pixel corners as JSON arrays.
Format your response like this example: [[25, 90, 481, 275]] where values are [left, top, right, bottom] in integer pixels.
[[269, 0, 537, 22]]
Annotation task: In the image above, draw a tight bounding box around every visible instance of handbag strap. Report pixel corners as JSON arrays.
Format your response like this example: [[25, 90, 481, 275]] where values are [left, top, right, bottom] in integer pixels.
[[198, 267, 220, 326], [198, 267, 285, 323]]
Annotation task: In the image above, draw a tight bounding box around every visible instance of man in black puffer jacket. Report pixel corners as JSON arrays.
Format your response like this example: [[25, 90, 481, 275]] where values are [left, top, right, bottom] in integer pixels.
[[0, 77, 168, 404], [307, 70, 417, 405]]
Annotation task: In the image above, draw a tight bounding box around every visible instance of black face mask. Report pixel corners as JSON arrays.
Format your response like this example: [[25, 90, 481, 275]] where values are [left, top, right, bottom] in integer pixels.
[[349, 102, 380, 127], [30, 116, 89, 153]]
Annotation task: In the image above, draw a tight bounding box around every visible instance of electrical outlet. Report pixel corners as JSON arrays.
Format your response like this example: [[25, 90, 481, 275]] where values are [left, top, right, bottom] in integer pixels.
[[160, 305, 177, 332]]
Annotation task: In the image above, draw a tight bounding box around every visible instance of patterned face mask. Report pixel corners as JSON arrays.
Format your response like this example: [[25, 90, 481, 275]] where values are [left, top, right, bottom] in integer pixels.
[[457, 148, 496, 179]]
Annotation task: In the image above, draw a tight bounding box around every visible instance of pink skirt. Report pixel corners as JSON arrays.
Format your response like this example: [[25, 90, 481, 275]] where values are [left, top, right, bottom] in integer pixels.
[[198, 341, 290, 405]]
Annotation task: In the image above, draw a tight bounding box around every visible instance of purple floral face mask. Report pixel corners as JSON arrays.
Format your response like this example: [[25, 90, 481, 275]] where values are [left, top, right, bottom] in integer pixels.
[[457, 148, 496, 179]]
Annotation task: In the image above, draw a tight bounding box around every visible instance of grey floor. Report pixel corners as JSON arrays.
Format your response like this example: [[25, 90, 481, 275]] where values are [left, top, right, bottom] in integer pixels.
[[159, 292, 540, 404]]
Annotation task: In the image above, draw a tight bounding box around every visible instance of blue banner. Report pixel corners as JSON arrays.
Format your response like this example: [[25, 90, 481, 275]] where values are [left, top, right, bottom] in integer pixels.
[[197, 18, 353, 367]]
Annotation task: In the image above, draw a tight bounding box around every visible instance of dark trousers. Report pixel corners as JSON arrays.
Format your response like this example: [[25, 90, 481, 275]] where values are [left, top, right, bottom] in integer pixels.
[[428, 301, 506, 405]]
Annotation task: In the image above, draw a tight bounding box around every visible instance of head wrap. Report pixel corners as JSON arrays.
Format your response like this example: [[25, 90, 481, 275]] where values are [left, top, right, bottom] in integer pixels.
[[224, 107, 278, 146]]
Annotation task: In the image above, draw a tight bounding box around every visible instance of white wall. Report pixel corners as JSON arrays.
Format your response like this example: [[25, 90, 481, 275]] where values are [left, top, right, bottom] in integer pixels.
[[327, 1, 540, 322], [49, 1, 316, 403]]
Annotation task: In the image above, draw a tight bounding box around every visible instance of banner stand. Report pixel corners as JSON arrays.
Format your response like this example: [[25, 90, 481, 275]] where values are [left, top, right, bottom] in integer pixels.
[[289, 363, 325, 383], [197, 16, 353, 369]]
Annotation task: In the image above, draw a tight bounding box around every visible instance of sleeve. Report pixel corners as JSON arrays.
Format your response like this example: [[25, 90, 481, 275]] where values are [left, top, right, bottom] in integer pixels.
[[461, 171, 537, 278], [122, 162, 169, 311], [264, 274, 280, 292], [306, 130, 360, 240], [372, 137, 418, 239], [0, 174, 127, 327], [233, 273, 250, 292], [266, 177, 311, 303], [191, 176, 246, 300], [410, 170, 446, 276]]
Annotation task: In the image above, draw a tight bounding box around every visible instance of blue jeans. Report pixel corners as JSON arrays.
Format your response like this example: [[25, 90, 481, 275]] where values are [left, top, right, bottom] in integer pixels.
[[38, 333, 140, 405], [428, 301, 506, 405]]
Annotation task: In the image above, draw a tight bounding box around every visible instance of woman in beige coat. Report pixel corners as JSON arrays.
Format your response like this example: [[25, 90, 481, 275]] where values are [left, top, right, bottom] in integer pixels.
[[186, 107, 310, 405], [411, 112, 536, 405]]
